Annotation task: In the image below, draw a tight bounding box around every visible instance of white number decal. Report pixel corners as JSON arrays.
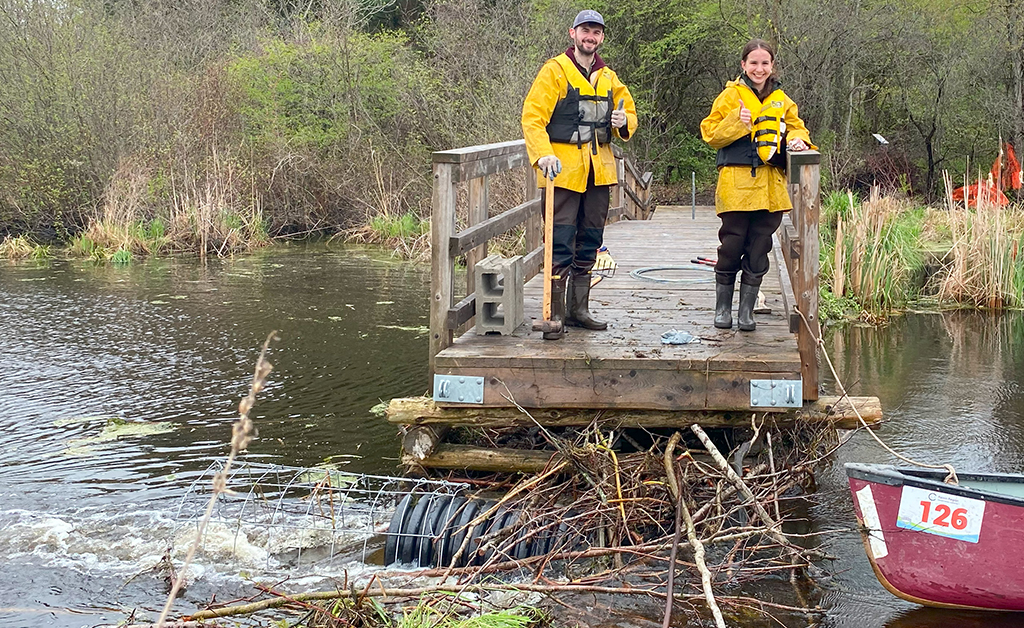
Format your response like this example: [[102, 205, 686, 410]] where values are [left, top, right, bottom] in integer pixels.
[[896, 485, 985, 543]]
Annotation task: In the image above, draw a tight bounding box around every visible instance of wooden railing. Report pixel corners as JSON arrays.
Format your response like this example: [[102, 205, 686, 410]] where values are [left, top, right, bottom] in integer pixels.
[[778, 150, 821, 401], [429, 139, 652, 373]]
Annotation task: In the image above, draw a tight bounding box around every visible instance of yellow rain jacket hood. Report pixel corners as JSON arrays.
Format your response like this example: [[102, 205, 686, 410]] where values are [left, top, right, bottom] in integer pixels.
[[522, 52, 637, 193], [700, 76, 813, 214]]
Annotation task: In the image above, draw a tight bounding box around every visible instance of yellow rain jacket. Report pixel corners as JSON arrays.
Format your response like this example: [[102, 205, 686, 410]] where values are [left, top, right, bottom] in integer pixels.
[[522, 53, 638, 193], [700, 77, 813, 214]]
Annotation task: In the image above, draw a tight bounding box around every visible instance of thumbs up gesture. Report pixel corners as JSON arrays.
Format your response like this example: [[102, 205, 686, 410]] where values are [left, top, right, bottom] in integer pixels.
[[611, 98, 626, 129], [738, 101, 752, 126]]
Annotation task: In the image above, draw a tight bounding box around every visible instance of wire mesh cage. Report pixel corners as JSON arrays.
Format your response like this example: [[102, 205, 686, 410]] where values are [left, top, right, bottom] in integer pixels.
[[174, 460, 468, 570]]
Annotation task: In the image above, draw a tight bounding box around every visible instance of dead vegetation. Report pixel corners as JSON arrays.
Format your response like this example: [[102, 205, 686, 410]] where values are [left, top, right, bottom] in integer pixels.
[[179, 418, 840, 627]]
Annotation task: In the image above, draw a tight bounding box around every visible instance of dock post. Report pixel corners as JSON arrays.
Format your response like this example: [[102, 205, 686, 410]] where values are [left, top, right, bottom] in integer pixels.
[[787, 151, 821, 401], [430, 160, 456, 376], [466, 175, 490, 300]]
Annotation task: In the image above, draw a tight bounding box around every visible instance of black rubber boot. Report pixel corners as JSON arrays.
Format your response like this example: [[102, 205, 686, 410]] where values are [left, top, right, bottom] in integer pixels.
[[738, 282, 758, 331], [543, 275, 567, 340], [714, 282, 734, 329], [566, 273, 607, 330]]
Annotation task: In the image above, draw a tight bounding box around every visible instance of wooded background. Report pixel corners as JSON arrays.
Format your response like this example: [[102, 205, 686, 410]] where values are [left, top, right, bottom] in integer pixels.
[[1, 0, 1021, 241]]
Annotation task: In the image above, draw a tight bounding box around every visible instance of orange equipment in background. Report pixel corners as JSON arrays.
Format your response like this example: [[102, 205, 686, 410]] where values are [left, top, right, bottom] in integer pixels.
[[951, 141, 1021, 207]]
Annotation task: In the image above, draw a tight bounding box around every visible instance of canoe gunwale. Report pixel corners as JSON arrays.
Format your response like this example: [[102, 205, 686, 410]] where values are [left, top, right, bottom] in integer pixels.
[[845, 462, 1024, 509]]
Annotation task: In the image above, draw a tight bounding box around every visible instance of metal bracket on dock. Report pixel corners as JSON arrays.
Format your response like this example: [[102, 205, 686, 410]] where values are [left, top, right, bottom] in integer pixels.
[[750, 379, 802, 408], [433, 374, 485, 404]]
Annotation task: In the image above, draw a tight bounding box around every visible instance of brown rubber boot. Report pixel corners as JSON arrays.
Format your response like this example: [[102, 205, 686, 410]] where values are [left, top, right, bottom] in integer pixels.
[[565, 273, 607, 330], [543, 275, 567, 340]]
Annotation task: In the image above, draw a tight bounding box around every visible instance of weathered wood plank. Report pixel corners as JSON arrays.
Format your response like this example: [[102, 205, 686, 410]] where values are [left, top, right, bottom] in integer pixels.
[[388, 396, 882, 430], [447, 293, 476, 330], [623, 158, 644, 186], [433, 140, 525, 164], [772, 232, 798, 333], [524, 169, 542, 280], [780, 216, 801, 262], [788, 149, 821, 168], [465, 175, 490, 300], [792, 154, 821, 401], [623, 181, 647, 215], [452, 151, 531, 183], [437, 332, 800, 371], [450, 197, 539, 257], [430, 367, 809, 410], [611, 157, 625, 224]]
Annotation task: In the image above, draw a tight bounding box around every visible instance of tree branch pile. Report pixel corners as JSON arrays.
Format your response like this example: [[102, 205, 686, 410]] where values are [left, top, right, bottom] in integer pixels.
[[180, 418, 839, 627]]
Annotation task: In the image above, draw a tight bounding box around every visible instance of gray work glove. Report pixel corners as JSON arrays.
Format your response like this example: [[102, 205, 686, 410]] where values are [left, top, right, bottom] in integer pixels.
[[537, 155, 561, 180]]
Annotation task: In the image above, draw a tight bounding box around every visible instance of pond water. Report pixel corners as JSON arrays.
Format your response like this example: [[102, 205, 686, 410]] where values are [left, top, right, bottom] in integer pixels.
[[1, 247, 1023, 627]]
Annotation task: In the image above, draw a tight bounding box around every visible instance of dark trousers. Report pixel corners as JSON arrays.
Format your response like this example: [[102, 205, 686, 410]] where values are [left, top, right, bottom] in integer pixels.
[[544, 169, 610, 278], [715, 210, 784, 286]]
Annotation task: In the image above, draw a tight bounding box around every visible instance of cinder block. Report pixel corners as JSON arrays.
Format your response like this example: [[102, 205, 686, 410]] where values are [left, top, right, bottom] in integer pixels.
[[474, 254, 524, 335]]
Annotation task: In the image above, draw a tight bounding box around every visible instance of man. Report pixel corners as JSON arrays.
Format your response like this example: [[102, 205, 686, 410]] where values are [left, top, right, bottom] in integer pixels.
[[521, 9, 638, 340]]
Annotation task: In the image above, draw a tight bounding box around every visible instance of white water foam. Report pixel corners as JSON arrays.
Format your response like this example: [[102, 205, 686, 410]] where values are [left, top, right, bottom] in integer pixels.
[[0, 503, 384, 588]]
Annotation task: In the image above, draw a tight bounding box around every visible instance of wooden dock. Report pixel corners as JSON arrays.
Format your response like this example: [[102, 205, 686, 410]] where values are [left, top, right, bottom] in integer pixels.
[[390, 140, 878, 472], [434, 205, 800, 411]]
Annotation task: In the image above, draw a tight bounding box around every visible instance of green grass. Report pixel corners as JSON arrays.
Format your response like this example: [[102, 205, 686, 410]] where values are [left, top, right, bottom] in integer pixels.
[[369, 213, 429, 240], [111, 248, 132, 264], [819, 192, 1024, 319], [818, 289, 861, 323], [396, 606, 539, 628], [821, 191, 926, 316]]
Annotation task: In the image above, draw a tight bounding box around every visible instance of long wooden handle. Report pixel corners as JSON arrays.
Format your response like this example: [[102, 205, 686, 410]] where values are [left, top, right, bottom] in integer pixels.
[[542, 177, 555, 321]]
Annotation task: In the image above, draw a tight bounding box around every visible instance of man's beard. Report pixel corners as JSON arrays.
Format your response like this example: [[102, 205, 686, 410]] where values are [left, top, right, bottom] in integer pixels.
[[575, 41, 600, 56]]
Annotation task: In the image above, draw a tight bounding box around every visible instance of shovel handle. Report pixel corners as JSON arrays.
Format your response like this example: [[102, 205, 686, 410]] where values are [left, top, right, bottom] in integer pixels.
[[542, 177, 555, 321]]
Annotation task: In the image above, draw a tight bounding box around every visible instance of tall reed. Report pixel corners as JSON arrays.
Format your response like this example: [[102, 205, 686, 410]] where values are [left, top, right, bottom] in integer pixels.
[[936, 171, 1024, 308], [81, 147, 270, 259], [828, 187, 924, 314]]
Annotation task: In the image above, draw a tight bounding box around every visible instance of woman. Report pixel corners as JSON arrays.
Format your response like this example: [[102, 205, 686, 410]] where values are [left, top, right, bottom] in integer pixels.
[[700, 39, 813, 331]]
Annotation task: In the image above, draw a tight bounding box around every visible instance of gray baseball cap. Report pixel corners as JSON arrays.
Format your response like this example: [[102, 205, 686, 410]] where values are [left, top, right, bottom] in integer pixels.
[[572, 9, 605, 28]]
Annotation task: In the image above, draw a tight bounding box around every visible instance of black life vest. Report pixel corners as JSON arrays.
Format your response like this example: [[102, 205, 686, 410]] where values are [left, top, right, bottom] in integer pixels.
[[545, 55, 614, 155], [717, 78, 789, 174]]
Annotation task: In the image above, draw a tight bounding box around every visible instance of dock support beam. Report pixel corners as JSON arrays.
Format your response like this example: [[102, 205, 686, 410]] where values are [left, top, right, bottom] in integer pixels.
[[388, 396, 881, 431]]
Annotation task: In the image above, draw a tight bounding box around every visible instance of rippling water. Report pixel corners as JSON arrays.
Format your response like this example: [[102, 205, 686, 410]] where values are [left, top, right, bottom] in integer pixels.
[[0, 245, 430, 626], [815, 312, 1024, 628], [2, 249, 1023, 627]]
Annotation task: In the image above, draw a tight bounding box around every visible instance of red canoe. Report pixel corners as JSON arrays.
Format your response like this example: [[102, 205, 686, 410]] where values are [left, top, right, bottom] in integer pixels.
[[846, 463, 1024, 611]]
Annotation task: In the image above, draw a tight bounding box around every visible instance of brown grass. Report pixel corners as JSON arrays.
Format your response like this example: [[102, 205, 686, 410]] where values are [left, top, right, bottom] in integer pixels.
[[0, 235, 36, 259], [81, 147, 269, 259], [935, 171, 1024, 308]]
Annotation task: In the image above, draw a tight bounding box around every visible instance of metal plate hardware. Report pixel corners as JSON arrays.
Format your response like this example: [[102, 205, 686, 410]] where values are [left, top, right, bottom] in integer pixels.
[[750, 379, 802, 408], [433, 374, 485, 404]]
